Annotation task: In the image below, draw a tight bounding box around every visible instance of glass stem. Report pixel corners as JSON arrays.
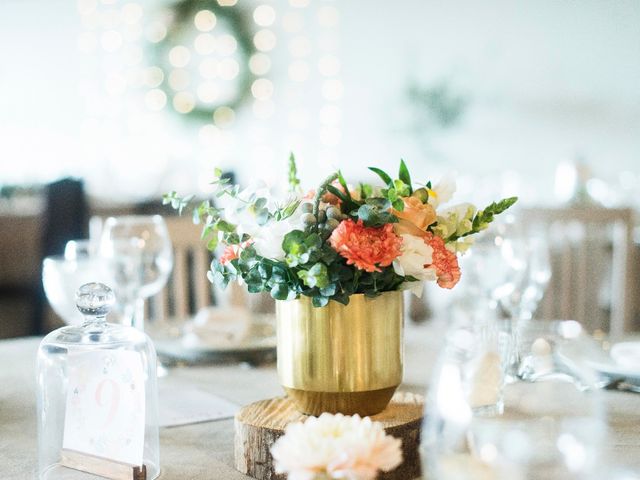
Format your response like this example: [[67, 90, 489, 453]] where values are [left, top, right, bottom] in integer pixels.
[[133, 297, 145, 331]]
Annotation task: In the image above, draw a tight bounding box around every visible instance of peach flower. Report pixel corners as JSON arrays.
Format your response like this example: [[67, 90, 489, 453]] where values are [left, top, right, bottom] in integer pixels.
[[271, 413, 402, 480], [329, 219, 402, 273], [391, 196, 436, 237], [424, 232, 461, 289], [219, 240, 252, 265]]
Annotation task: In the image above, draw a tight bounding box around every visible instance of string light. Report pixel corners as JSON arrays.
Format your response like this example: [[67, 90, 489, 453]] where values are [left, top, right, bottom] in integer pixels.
[[197, 82, 220, 103], [217, 58, 240, 80], [249, 53, 271, 75], [216, 34, 238, 56], [173, 91, 196, 114], [194, 33, 217, 55], [253, 5, 276, 27], [144, 66, 164, 87], [251, 78, 274, 100], [145, 89, 167, 110], [168, 45, 191, 68], [198, 58, 219, 79], [145, 22, 167, 43], [168, 69, 190, 90], [121, 3, 143, 24], [194, 9, 217, 32], [289, 0, 310, 8], [253, 29, 276, 52], [213, 106, 235, 127], [217, 0, 238, 6]]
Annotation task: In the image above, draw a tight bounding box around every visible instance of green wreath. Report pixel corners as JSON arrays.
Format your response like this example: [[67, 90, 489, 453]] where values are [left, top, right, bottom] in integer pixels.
[[151, 0, 257, 122]]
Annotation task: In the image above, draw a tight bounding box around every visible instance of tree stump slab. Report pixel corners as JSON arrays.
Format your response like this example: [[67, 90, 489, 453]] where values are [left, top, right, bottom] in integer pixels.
[[234, 391, 423, 480]]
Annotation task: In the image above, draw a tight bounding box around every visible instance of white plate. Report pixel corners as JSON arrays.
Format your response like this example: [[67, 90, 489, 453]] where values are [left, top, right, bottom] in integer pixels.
[[588, 342, 640, 384]]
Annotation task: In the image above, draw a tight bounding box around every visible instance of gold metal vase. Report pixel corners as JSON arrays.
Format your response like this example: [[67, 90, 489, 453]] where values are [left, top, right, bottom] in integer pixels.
[[276, 291, 403, 416]]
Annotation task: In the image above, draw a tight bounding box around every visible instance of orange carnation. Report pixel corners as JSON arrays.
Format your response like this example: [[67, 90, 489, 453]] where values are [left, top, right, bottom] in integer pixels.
[[329, 219, 403, 273], [219, 240, 252, 265], [424, 232, 461, 289], [392, 196, 436, 237]]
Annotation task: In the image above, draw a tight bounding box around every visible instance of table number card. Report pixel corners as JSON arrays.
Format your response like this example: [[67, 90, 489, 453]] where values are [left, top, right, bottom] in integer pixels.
[[61, 349, 146, 477]]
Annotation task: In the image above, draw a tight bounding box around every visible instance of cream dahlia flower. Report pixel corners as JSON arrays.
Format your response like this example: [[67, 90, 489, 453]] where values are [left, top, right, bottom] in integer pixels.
[[271, 413, 403, 480]]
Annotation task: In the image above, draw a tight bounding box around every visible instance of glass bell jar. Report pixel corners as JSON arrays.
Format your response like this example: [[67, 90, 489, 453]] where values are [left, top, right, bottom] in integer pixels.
[[37, 282, 160, 480]]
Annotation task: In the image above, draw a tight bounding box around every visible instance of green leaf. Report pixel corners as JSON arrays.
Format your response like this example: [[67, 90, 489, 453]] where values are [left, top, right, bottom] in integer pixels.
[[368, 167, 393, 187], [392, 199, 404, 211], [398, 159, 412, 193], [312, 296, 329, 307], [337, 170, 352, 201], [326, 184, 349, 203], [282, 230, 306, 253], [271, 284, 297, 301]]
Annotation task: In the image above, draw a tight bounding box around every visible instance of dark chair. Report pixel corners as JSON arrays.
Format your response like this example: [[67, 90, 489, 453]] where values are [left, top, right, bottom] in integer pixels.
[[33, 178, 88, 333]]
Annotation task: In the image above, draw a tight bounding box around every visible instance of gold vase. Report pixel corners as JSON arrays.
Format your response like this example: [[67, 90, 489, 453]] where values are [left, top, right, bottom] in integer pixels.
[[276, 291, 403, 416]]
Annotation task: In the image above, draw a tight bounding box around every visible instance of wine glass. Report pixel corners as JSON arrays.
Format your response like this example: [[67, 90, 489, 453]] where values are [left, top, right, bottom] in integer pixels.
[[422, 320, 607, 480], [459, 220, 528, 311], [99, 215, 173, 331], [497, 225, 552, 379]]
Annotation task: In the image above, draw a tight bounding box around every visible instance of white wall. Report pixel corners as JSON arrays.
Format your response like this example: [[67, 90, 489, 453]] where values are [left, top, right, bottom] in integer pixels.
[[1, 0, 639, 204]]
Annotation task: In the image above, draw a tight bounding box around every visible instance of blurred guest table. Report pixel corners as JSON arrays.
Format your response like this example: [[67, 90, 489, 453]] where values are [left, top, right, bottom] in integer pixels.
[[1, 323, 639, 479]]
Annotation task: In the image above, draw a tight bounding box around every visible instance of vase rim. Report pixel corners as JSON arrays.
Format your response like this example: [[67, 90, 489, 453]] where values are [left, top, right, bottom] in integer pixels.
[[275, 290, 402, 303]]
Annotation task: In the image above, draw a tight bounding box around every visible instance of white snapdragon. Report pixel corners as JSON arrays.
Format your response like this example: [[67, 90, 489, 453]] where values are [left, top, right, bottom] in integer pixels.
[[430, 173, 456, 208], [432, 202, 476, 240]]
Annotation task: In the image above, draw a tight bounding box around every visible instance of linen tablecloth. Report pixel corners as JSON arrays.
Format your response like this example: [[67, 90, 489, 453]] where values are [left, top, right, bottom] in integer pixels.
[[1, 324, 639, 479]]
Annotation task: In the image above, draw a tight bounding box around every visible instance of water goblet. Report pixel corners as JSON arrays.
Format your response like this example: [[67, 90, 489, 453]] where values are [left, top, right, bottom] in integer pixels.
[[99, 215, 173, 331]]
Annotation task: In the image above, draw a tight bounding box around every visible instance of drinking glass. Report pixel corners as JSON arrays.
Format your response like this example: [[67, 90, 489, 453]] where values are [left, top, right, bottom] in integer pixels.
[[422, 320, 607, 480], [99, 215, 173, 331], [459, 221, 528, 311], [498, 228, 552, 379]]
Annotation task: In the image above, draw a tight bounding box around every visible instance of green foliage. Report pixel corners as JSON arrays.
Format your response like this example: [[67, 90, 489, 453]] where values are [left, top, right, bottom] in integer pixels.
[[167, 156, 517, 308]]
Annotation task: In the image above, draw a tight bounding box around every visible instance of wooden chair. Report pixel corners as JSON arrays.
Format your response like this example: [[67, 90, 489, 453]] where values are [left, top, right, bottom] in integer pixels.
[[149, 215, 215, 322], [522, 207, 637, 335]]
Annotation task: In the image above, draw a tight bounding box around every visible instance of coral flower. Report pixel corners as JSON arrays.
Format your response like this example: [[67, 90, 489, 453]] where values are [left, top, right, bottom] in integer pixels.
[[219, 240, 252, 265], [329, 219, 403, 273], [424, 232, 461, 289]]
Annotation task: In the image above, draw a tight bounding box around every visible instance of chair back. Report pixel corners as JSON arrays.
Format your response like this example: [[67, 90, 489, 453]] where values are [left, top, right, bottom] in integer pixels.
[[523, 207, 637, 335]]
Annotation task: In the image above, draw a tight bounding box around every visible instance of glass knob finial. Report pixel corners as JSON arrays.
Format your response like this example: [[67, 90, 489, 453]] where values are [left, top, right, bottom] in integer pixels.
[[75, 282, 115, 320]]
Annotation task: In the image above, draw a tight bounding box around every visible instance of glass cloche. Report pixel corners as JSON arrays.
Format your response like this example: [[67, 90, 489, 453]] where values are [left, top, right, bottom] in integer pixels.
[[37, 283, 159, 480]]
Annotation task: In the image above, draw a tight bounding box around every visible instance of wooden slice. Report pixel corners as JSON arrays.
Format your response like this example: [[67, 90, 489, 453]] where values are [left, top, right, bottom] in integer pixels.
[[234, 391, 423, 480]]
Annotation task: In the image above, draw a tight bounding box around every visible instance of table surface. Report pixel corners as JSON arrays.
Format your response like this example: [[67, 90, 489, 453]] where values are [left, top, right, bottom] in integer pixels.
[[1, 323, 639, 480]]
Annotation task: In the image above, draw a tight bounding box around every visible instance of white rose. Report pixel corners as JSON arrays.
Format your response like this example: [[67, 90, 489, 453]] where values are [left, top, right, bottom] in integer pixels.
[[393, 234, 436, 296], [252, 219, 292, 260]]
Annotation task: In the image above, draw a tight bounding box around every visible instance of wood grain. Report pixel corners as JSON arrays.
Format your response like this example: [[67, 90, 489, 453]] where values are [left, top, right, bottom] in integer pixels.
[[234, 391, 424, 480]]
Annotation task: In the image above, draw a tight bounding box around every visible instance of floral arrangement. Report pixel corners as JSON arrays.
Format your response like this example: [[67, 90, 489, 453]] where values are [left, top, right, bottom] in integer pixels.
[[164, 156, 516, 306], [270, 413, 403, 480]]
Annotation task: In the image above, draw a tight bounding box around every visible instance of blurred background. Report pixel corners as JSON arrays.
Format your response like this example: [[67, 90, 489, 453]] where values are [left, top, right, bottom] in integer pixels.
[[1, 0, 639, 339]]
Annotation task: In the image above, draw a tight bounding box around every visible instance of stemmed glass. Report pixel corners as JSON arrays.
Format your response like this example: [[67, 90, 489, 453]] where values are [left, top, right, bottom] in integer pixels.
[[422, 320, 607, 480], [499, 229, 552, 378], [99, 215, 173, 331]]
